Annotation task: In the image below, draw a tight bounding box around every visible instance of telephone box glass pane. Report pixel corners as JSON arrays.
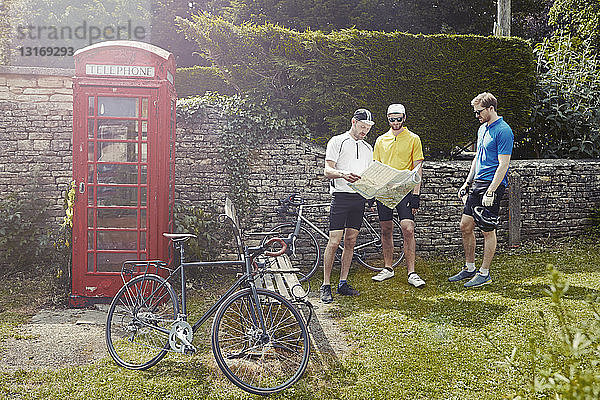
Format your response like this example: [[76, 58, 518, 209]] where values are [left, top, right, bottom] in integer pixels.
[[88, 142, 94, 161], [87, 231, 93, 250], [87, 164, 94, 183], [97, 142, 138, 162], [88, 97, 94, 116], [140, 165, 147, 184], [97, 209, 138, 229], [141, 188, 147, 206], [141, 209, 146, 228], [141, 98, 148, 118], [97, 120, 137, 141], [97, 253, 137, 273], [97, 187, 138, 207], [97, 97, 138, 118], [141, 143, 147, 162], [97, 231, 137, 250], [141, 121, 147, 140], [88, 187, 94, 205], [87, 253, 94, 272], [140, 232, 146, 250], [97, 164, 138, 184], [88, 120, 94, 138]]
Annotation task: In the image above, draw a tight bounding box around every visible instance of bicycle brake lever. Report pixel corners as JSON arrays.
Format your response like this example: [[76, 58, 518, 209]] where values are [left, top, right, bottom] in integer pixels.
[[291, 236, 297, 258]]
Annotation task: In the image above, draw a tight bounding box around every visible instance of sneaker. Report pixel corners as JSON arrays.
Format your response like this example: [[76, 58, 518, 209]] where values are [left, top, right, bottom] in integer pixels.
[[319, 285, 333, 303], [337, 282, 360, 296], [448, 268, 477, 282], [372, 268, 394, 282], [407, 272, 426, 288], [464, 273, 492, 288]]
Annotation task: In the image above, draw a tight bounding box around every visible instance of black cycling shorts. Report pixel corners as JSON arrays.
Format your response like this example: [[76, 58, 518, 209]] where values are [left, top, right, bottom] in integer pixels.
[[376, 193, 414, 222], [329, 193, 366, 231], [464, 180, 506, 230]]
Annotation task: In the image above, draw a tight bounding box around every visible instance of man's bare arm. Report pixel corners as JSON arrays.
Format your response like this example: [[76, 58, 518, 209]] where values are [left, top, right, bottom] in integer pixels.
[[324, 160, 361, 183]]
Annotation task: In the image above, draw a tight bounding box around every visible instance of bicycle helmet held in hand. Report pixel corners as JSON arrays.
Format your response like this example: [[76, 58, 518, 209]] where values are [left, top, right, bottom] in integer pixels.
[[472, 206, 500, 232]]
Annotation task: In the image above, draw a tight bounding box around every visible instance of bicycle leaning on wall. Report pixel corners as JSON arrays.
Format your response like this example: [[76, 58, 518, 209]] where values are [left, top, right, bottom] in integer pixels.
[[261, 194, 405, 281], [105, 198, 311, 396]]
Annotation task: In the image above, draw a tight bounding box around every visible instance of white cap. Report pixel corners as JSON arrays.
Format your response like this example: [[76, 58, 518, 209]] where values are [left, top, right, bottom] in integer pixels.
[[387, 104, 406, 115]]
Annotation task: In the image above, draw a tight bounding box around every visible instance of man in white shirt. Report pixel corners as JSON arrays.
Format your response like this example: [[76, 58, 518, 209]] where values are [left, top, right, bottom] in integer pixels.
[[320, 109, 374, 303]]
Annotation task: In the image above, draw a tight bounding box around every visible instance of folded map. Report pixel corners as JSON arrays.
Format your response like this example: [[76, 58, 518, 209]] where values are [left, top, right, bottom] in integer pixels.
[[348, 161, 422, 209]]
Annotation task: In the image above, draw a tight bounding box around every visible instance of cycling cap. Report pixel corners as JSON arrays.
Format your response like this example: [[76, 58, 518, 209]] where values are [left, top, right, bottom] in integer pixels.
[[472, 206, 500, 232], [353, 109, 375, 125], [387, 104, 406, 115]]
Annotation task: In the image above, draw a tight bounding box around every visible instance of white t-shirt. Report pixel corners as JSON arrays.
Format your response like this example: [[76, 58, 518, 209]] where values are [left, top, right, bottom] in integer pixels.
[[325, 131, 373, 194]]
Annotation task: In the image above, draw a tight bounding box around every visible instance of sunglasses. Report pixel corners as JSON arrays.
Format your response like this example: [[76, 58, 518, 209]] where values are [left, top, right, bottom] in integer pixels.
[[474, 107, 488, 116], [388, 117, 404, 122]]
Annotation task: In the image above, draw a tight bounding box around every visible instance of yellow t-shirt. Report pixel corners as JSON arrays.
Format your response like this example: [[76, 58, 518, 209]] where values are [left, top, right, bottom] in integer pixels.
[[373, 127, 424, 170]]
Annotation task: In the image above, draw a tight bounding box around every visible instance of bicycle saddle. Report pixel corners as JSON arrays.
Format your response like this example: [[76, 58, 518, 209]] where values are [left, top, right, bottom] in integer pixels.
[[163, 233, 197, 242]]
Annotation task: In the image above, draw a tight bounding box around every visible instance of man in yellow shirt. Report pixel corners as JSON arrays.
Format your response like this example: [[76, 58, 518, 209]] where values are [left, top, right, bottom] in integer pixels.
[[371, 104, 425, 288]]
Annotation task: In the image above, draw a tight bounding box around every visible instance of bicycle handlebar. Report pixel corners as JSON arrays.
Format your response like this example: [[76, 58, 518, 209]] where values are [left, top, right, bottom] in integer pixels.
[[248, 237, 288, 258], [276, 193, 303, 216], [263, 237, 287, 257]]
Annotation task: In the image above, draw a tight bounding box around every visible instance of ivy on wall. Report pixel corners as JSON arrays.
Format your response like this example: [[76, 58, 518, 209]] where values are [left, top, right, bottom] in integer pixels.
[[178, 92, 310, 215]]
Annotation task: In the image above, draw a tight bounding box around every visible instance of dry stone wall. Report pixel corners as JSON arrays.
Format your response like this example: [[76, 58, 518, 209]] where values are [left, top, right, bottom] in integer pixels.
[[176, 110, 600, 256]]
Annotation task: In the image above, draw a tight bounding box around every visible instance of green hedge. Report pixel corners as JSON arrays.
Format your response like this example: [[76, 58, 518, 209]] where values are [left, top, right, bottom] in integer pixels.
[[175, 66, 235, 98], [178, 16, 536, 157]]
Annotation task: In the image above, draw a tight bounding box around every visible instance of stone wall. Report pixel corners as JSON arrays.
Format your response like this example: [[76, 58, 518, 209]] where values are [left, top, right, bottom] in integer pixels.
[[1, 68, 598, 257], [0, 66, 73, 223], [176, 110, 600, 256]]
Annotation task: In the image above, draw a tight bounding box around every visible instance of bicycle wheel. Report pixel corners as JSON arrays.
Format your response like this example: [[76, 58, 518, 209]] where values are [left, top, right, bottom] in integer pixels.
[[261, 223, 320, 282], [354, 212, 404, 272], [211, 288, 310, 396], [106, 274, 179, 370]]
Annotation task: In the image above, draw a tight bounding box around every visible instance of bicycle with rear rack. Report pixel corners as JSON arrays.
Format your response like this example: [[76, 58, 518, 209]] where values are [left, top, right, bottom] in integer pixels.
[[260, 193, 405, 282], [105, 198, 311, 396]]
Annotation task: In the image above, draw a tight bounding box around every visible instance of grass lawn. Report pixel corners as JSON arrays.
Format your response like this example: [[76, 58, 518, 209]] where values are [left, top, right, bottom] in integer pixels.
[[1, 237, 599, 399]]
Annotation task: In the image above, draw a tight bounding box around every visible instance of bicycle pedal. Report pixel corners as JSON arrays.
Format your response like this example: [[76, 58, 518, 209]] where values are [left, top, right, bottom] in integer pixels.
[[183, 345, 196, 355]]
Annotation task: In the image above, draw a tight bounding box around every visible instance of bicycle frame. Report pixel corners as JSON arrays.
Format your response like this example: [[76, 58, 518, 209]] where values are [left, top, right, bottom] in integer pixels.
[[289, 203, 384, 255], [134, 239, 266, 337]]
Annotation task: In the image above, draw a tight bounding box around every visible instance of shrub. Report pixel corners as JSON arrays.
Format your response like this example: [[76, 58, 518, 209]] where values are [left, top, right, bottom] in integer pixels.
[[0, 185, 73, 303], [175, 66, 235, 98], [177, 14, 535, 158], [518, 34, 600, 159], [173, 203, 235, 262], [489, 267, 600, 399], [0, 194, 49, 275]]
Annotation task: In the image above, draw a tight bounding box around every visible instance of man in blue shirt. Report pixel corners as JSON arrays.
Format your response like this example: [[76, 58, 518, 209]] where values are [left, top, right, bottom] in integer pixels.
[[449, 92, 514, 288]]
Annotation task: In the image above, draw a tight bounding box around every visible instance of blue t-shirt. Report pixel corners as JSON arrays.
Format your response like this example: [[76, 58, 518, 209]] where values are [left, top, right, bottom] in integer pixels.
[[474, 117, 513, 187]]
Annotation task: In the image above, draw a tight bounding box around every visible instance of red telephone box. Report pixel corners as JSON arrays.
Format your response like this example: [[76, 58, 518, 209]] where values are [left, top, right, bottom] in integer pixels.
[[70, 40, 176, 306]]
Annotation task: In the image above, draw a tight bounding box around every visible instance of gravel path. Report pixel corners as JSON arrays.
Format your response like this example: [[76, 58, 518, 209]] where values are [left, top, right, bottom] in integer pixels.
[[0, 298, 350, 372], [0, 308, 108, 372]]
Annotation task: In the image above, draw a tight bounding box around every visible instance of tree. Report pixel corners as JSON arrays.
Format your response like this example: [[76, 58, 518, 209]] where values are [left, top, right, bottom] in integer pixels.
[[6, 0, 151, 68], [150, 1, 209, 67], [217, 0, 497, 35], [549, 0, 600, 48], [511, 0, 553, 43]]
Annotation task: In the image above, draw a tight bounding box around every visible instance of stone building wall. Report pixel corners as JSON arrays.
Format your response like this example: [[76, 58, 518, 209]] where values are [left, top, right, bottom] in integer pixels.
[[0, 66, 73, 223]]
